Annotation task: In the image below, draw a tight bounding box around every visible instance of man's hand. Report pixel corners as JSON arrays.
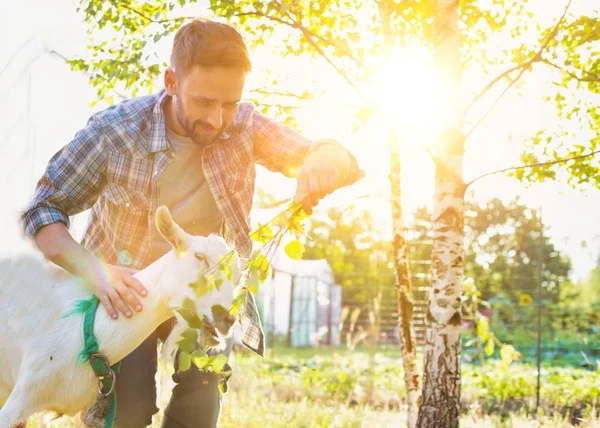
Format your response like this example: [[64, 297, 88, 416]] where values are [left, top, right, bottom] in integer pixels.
[[294, 142, 365, 214], [33, 222, 148, 320], [86, 262, 148, 320]]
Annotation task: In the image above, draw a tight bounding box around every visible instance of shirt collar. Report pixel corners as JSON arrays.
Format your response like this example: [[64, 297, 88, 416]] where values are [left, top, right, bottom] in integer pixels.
[[148, 89, 170, 153]]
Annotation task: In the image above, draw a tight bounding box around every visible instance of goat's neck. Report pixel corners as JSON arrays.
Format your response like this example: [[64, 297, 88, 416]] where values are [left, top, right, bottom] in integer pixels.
[[89, 254, 177, 365]]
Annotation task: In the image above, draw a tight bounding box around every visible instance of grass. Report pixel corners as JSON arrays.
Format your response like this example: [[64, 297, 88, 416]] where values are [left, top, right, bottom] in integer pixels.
[[26, 344, 599, 427]]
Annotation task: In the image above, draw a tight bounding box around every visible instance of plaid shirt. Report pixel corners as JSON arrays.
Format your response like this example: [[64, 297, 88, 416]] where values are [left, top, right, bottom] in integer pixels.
[[21, 89, 343, 356]]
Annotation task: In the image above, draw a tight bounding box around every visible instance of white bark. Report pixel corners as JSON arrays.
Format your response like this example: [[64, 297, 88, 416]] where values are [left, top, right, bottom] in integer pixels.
[[417, 0, 465, 427]]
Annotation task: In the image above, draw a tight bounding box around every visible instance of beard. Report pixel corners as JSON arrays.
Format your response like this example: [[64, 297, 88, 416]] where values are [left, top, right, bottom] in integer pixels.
[[173, 98, 222, 148]]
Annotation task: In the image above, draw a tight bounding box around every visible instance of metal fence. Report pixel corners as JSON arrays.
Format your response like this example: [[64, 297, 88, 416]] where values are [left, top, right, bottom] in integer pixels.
[[270, 260, 599, 370]]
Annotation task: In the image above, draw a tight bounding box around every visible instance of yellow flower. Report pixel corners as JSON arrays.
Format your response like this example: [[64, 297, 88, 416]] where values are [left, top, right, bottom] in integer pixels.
[[519, 293, 533, 306]]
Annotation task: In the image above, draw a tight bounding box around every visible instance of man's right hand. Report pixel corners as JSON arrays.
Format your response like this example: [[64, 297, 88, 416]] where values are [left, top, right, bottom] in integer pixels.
[[86, 262, 148, 319], [33, 222, 148, 319]]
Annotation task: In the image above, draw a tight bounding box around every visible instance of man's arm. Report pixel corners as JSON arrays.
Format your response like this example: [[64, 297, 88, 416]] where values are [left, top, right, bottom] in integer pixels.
[[250, 108, 363, 212], [21, 118, 146, 318], [252, 111, 364, 214]]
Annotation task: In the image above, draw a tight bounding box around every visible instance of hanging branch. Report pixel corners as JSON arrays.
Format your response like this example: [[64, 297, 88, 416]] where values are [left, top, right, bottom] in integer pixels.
[[465, 149, 600, 187], [235, 11, 366, 69], [541, 59, 600, 83], [109, 0, 194, 24], [249, 88, 315, 99], [464, 0, 573, 138]]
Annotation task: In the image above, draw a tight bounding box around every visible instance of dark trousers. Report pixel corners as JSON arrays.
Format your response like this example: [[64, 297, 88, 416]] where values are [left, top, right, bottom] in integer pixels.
[[113, 319, 233, 428]]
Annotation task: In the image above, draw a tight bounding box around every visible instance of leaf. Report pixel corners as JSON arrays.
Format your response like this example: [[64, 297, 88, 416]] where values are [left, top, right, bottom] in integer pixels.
[[208, 354, 228, 373], [247, 270, 260, 295], [500, 344, 515, 365], [176, 308, 204, 330], [178, 351, 192, 372], [177, 328, 198, 354], [250, 253, 270, 283], [251, 222, 274, 244], [182, 297, 196, 313], [485, 337, 495, 356], [223, 263, 233, 281], [284, 239, 304, 260], [229, 288, 248, 316], [476, 317, 490, 343], [191, 351, 209, 370], [190, 275, 210, 298]]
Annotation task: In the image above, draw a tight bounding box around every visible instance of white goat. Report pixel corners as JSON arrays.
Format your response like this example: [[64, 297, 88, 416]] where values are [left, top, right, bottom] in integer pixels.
[[0, 206, 240, 427]]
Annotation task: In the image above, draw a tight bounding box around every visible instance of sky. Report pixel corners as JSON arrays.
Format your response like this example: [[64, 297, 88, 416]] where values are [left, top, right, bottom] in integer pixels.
[[0, 0, 598, 281]]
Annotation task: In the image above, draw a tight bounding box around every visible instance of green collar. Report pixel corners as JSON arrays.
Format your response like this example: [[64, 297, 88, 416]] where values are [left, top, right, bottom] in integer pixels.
[[66, 296, 121, 428]]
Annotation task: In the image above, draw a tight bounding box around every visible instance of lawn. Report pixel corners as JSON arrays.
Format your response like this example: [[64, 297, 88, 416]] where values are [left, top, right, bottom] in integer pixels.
[[27, 344, 599, 427]]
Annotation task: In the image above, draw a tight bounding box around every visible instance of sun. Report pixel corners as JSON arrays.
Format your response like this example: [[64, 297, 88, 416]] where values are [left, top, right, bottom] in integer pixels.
[[372, 44, 448, 145]]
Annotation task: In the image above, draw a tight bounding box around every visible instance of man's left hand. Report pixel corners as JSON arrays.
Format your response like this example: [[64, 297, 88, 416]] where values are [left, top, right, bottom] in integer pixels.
[[294, 142, 364, 214]]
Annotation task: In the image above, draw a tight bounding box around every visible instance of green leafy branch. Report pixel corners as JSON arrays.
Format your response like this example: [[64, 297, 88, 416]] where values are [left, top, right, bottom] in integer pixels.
[[172, 198, 310, 376]]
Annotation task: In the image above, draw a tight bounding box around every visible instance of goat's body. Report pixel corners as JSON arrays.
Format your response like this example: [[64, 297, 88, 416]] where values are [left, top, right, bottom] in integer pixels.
[[0, 207, 238, 428], [0, 252, 99, 422], [0, 228, 237, 427]]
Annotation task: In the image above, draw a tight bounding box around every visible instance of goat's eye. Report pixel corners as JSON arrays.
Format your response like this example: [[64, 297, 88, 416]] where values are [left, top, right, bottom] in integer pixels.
[[194, 253, 208, 263]]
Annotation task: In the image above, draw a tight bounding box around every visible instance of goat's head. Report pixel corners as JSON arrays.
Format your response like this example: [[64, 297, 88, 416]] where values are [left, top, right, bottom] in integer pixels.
[[155, 205, 240, 344]]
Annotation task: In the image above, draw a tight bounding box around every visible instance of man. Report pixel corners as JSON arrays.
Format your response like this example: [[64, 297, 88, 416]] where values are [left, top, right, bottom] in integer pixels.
[[21, 18, 362, 428]]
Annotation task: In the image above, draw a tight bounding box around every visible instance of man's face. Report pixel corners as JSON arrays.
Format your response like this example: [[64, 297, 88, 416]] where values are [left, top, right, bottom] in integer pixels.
[[166, 65, 246, 147]]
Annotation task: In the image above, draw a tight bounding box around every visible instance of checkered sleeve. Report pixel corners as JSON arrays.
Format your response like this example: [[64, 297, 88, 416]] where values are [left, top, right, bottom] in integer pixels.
[[249, 108, 315, 177], [21, 117, 108, 238]]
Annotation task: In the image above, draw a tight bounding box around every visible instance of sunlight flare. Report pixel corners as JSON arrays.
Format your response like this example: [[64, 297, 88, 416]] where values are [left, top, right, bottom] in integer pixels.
[[372, 44, 451, 146]]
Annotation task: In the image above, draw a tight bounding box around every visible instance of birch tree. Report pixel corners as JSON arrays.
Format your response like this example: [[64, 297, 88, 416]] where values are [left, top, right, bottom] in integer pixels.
[[417, 1, 464, 425]]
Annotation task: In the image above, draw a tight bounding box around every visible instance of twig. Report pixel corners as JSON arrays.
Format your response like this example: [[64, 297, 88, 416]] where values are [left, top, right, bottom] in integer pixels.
[[235, 11, 366, 69], [249, 88, 314, 100], [465, 0, 573, 137], [251, 101, 301, 110], [466, 149, 600, 187], [112, 1, 193, 24], [542, 59, 600, 83], [466, 62, 531, 113]]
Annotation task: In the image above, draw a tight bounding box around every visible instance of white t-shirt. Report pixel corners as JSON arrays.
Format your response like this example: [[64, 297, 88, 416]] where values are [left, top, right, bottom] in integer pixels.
[[148, 128, 223, 262]]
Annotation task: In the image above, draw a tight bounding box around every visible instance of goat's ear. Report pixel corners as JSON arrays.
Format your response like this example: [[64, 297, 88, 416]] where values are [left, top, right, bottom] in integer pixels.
[[156, 205, 189, 256]]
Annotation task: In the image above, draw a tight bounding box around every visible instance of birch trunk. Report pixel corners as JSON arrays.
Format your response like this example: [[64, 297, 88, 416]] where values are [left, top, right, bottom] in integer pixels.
[[388, 129, 420, 428], [377, 2, 421, 426], [417, 0, 465, 426]]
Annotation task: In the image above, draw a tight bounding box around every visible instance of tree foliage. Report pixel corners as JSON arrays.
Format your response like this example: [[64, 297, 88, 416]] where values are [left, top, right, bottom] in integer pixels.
[[69, 0, 600, 187]]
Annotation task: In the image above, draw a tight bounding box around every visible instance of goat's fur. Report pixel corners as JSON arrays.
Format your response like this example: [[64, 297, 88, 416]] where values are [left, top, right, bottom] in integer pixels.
[[0, 206, 241, 427]]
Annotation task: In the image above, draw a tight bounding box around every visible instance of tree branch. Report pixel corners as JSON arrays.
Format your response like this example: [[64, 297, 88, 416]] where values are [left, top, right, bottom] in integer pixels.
[[113, 1, 193, 24], [542, 58, 600, 83], [466, 149, 600, 187], [235, 11, 367, 69], [249, 88, 314, 99], [251, 101, 301, 109], [466, 62, 532, 113], [296, 26, 372, 106], [464, 0, 573, 137]]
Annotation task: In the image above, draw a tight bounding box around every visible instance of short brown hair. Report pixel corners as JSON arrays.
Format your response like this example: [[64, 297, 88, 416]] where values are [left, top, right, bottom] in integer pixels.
[[170, 18, 251, 74]]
